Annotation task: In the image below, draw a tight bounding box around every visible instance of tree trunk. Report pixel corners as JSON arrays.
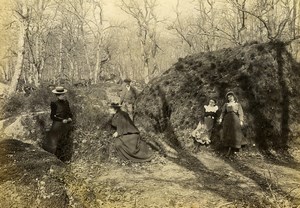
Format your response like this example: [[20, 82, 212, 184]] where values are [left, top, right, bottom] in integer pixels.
[[3, 62, 9, 81], [144, 58, 150, 84], [67, 56, 74, 84], [33, 34, 41, 87], [58, 32, 63, 85], [140, 38, 150, 84], [94, 44, 100, 84], [83, 44, 92, 82], [76, 63, 81, 80], [8, 3, 27, 96], [292, 0, 300, 61]]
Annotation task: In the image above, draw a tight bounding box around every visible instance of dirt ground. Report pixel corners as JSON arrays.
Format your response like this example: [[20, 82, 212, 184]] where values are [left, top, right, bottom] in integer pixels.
[[69, 145, 300, 208], [62, 83, 300, 208], [1, 83, 299, 208]]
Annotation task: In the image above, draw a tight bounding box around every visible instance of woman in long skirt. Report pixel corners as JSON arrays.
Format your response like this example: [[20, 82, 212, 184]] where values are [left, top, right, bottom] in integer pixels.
[[218, 91, 246, 156], [109, 103, 153, 162], [43, 86, 73, 162]]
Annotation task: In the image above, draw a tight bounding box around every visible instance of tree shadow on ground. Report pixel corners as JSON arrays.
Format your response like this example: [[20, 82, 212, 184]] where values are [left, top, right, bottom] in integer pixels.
[[150, 85, 298, 206], [168, 148, 298, 206]]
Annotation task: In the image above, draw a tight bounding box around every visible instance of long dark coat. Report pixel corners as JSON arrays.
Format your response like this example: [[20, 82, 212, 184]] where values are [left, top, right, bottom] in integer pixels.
[[111, 110, 153, 162], [43, 99, 73, 161]]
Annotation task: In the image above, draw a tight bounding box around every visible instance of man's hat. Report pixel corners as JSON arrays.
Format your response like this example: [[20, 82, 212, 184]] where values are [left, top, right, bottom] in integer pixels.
[[123, 78, 131, 83], [52, 86, 67, 94], [109, 102, 122, 109]]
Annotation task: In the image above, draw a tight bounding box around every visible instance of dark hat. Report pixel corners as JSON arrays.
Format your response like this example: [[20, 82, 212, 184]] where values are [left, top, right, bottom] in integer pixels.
[[123, 78, 131, 83], [109, 102, 122, 109], [52, 86, 67, 94], [208, 98, 217, 104]]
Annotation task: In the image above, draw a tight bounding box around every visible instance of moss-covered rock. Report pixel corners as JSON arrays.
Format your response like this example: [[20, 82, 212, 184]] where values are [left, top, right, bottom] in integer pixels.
[[135, 41, 300, 150], [0, 139, 68, 207]]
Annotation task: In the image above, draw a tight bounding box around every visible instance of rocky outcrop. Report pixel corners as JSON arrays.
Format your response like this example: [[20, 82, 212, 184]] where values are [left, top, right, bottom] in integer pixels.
[[0, 139, 68, 207], [135, 41, 300, 150]]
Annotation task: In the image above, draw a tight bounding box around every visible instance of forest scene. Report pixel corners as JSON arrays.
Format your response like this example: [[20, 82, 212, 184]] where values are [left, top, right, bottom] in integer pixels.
[[0, 0, 300, 207]]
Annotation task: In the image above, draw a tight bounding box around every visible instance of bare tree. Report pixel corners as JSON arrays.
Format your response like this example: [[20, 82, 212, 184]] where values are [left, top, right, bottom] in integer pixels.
[[228, 0, 300, 42], [167, 0, 197, 53], [8, 0, 28, 95], [120, 0, 160, 84]]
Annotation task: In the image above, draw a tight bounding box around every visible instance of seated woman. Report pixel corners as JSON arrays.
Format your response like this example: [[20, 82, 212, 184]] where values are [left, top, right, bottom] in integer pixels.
[[191, 99, 218, 151], [109, 103, 153, 162]]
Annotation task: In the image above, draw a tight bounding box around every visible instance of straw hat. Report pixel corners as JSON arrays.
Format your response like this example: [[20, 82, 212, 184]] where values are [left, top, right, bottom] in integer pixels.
[[225, 91, 237, 101], [52, 86, 67, 94]]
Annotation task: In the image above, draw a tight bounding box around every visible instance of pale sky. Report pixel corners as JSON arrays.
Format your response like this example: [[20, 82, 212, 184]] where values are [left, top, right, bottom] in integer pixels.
[[102, 0, 197, 22]]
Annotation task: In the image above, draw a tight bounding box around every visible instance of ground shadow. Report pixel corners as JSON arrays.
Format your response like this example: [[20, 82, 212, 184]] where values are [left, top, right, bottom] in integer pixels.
[[147, 86, 297, 206]]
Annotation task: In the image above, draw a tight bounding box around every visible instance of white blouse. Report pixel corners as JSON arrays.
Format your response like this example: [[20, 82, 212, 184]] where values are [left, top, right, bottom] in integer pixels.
[[204, 105, 218, 113]]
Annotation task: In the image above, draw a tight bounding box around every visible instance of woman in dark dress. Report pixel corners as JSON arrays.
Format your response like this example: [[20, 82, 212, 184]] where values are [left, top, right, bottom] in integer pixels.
[[109, 103, 153, 162], [43, 86, 73, 161], [203, 98, 219, 142], [218, 91, 246, 156]]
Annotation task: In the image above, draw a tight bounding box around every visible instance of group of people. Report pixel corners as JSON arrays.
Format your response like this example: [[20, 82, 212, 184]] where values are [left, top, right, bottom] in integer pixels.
[[191, 91, 247, 156], [43, 79, 247, 163], [42, 79, 153, 162]]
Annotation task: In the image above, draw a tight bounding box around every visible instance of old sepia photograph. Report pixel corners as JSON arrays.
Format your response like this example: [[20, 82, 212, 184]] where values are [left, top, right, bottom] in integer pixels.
[[0, 0, 299, 207]]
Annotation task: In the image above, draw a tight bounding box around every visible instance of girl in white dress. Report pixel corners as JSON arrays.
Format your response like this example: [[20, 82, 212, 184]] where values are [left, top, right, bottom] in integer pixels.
[[192, 99, 218, 150]]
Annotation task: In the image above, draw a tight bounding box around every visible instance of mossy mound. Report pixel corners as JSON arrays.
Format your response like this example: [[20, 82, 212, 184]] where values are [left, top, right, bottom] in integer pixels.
[[0, 139, 68, 207], [135, 41, 300, 150]]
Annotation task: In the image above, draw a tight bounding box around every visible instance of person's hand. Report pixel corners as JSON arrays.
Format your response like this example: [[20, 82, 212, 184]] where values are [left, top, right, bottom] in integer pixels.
[[62, 119, 68, 124], [113, 132, 118, 138], [240, 121, 244, 126], [67, 118, 72, 122], [218, 118, 222, 124]]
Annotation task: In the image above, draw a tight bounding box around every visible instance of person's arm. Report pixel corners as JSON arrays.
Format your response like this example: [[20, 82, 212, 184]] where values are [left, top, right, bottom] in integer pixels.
[[111, 113, 121, 137], [132, 87, 138, 100], [50, 102, 56, 120], [218, 104, 226, 124], [120, 88, 126, 104], [50, 102, 63, 121], [237, 103, 244, 125], [203, 106, 207, 123], [65, 100, 73, 122]]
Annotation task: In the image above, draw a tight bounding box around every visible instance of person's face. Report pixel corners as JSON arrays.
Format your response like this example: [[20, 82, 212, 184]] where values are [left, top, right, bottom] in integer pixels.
[[208, 100, 216, 106], [227, 94, 235, 102], [57, 94, 65, 100], [109, 107, 117, 115]]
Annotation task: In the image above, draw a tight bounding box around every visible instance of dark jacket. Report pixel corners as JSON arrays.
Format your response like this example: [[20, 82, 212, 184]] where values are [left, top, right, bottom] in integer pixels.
[[111, 110, 139, 136], [50, 100, 73, 122], [120, 86, 137, 104]]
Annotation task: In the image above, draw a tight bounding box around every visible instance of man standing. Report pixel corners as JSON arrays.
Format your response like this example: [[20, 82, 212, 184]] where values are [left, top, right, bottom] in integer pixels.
[[120, 78, 137, 121]]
